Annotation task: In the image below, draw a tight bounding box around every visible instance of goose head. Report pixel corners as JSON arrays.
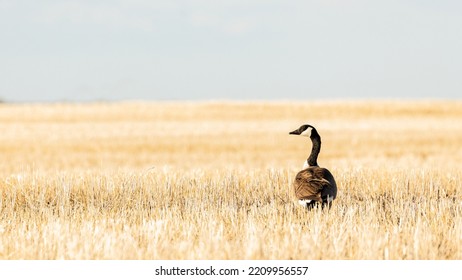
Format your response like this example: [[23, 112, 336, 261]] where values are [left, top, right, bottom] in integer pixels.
[[289, 124, 317, 138]]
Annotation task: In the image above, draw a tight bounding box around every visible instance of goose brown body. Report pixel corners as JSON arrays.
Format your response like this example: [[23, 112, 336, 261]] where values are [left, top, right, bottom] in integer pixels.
[[290, 124, 337, 208], [294, 166, 337, 207]]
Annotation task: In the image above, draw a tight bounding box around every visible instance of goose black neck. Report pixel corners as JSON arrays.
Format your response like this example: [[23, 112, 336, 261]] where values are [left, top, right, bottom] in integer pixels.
[[307, 131, 321, 166]]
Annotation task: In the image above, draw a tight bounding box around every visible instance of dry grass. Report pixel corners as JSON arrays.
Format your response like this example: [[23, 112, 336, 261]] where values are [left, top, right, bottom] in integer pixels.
[[0, 100, 461, 259]]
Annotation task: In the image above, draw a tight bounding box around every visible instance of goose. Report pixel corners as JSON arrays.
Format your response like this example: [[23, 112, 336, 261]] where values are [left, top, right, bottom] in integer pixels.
[[289, 124, 337, 209]]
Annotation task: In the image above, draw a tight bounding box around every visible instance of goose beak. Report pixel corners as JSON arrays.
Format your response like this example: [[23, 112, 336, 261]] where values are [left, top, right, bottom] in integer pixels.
[[289, 129, 301, 135]]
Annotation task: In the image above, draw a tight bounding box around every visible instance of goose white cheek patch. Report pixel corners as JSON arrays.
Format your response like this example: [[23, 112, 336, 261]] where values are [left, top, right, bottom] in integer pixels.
[[300, 127, 312, 137]]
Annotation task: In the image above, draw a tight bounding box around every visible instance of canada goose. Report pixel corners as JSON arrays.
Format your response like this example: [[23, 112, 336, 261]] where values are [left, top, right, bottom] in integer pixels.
[[289, 124, 337, 209]]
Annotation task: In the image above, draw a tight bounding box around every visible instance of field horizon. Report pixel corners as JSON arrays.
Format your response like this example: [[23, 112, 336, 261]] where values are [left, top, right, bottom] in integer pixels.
[[0, 100, 461, 259]]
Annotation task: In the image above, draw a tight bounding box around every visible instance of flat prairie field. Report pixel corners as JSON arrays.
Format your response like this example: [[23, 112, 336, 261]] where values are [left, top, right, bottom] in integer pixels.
[[0, 100, 461, 259]]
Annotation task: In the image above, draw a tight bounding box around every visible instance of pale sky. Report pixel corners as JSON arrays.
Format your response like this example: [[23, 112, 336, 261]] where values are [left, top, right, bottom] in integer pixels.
[[1, 0, 461, 102]]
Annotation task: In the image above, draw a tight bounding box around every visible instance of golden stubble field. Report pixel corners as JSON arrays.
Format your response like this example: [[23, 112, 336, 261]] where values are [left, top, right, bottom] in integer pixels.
[[0, 100, 461, 259]]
